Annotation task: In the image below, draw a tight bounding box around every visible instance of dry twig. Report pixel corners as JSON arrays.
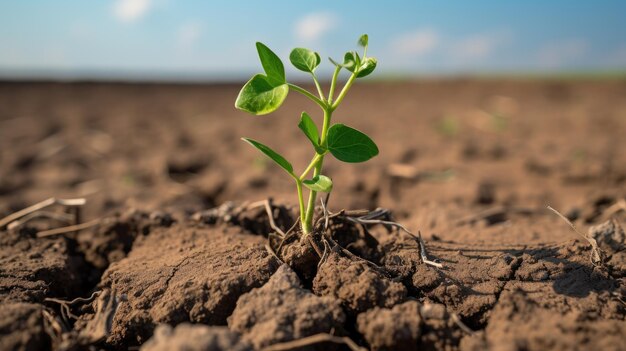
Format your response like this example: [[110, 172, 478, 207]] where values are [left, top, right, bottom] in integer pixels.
[[36, 218, 101, 238], [0, 197, 85, 229], [547, 205, 605, 266]]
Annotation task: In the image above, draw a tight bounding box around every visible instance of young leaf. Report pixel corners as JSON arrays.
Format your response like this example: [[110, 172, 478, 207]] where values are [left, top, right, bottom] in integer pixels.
[[235, 74, 289, 115], [357, 57, 377, 78], [298, 112, 325, 154], [290, 48, 321, 73], [343, 51, 361, 72], [256, 42, 285, 84], [241, 137, 294, 176], [358, 34, 369, 48], [327, 124, 379, 163], [303, 175, 333, 192]]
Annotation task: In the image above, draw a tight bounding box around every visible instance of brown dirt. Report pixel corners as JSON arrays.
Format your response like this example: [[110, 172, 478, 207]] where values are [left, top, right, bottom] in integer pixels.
[[99, 221, 280, 347], [229, 264, 345, 349], [140, 324, 251, 351], [0, 80, 625, 350]]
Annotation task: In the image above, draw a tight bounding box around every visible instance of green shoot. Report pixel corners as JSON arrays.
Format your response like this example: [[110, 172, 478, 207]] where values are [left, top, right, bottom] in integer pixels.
[[235, 34, 379, 235]]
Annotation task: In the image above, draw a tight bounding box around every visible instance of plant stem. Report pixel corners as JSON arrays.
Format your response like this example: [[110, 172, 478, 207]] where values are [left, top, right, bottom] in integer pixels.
[[301, 108, 332, 235], [287, 83, 326, 108], [299, 153, 323, 180], [295, 180, 306, 226], [327, 66, 341, 104], [310, 74, 325, 102], [331, 73, 357, 111]]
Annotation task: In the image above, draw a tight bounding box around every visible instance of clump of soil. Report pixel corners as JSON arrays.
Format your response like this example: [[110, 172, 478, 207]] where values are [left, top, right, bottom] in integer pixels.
[[0, 302, 47, 351], [357, 300, 422, 351], [77, 208, 175, 271], [140, 324, 251, 351], [0, 231, 87, 303], [461, 288, 626, 351], [313, 250, 407, 314], [229, 264, 345, 349], [356, 300, 465, 351], [98, 223, 280, 347]]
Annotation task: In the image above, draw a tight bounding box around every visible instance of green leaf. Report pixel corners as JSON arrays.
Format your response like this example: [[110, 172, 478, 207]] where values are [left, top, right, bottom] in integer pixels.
[[303, 175, 333, 192], [358, 34, 369, 48], [235, 74, 289, 115], [256, 42, 285, 84], [241, 138, 294, 176], [343, 51, 361, 72], [289, 48, 321, 73], [357, 57, 377, 78], [298, 112, 325, 154], [327, 124, 379, 163]]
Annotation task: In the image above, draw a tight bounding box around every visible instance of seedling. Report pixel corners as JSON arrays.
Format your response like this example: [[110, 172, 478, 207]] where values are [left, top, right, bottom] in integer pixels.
[[236, 34, 378, 235]]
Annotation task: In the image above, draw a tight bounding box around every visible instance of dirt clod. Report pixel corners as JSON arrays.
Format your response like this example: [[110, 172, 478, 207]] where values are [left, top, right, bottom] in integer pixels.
[[140, 324, 251, 351], [313, 251, 406, 314], [357, 300, 422, 351], [97, 223, 280, 347], [229, 264, 345, 349], [0, 302, 47, 351]]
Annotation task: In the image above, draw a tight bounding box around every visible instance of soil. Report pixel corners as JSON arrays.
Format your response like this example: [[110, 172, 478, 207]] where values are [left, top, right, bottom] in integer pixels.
[[0, 79, 625, 350]]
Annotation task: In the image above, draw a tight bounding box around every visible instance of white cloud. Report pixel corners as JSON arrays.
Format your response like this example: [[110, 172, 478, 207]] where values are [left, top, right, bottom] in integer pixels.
[[294, 12, 337, 42], [452, 33, 508, 60], [537, 39, 587, 67], [390, 29, 439, 56], [113, 0, 152, 23], [177, 22, 203, 48]]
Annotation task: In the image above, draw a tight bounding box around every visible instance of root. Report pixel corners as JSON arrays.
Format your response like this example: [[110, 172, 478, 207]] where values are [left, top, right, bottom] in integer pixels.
[[44, 291, 101, 324], [342, 212, 443, 269], [247, 199, 288, 237], [417, 232, 444, 269], [451, 313, 475, 334], [76, 289, 122, 344], [261, 333, 366, 351]]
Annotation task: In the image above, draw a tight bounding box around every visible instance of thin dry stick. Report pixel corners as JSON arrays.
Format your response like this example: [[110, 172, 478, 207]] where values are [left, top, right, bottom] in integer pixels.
[[36, 218, 100, 238], [0, 197, 86, 229], [261, 333, 366, 351], [547, 205, 604, 265], [7, 211, 75, 230]]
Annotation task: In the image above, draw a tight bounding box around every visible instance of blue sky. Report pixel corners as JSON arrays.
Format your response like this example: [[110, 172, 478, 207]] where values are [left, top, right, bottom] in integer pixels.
[[1, 0, 625, 80]]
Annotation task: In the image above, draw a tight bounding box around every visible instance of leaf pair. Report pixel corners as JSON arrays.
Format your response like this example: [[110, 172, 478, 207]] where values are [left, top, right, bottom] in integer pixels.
[[235, 43, 289, 115], [298, 112, 379, 162]]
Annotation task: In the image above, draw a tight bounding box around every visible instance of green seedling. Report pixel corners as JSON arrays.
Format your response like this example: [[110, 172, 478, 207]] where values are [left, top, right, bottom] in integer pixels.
[[236, 34, 379, 235]]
